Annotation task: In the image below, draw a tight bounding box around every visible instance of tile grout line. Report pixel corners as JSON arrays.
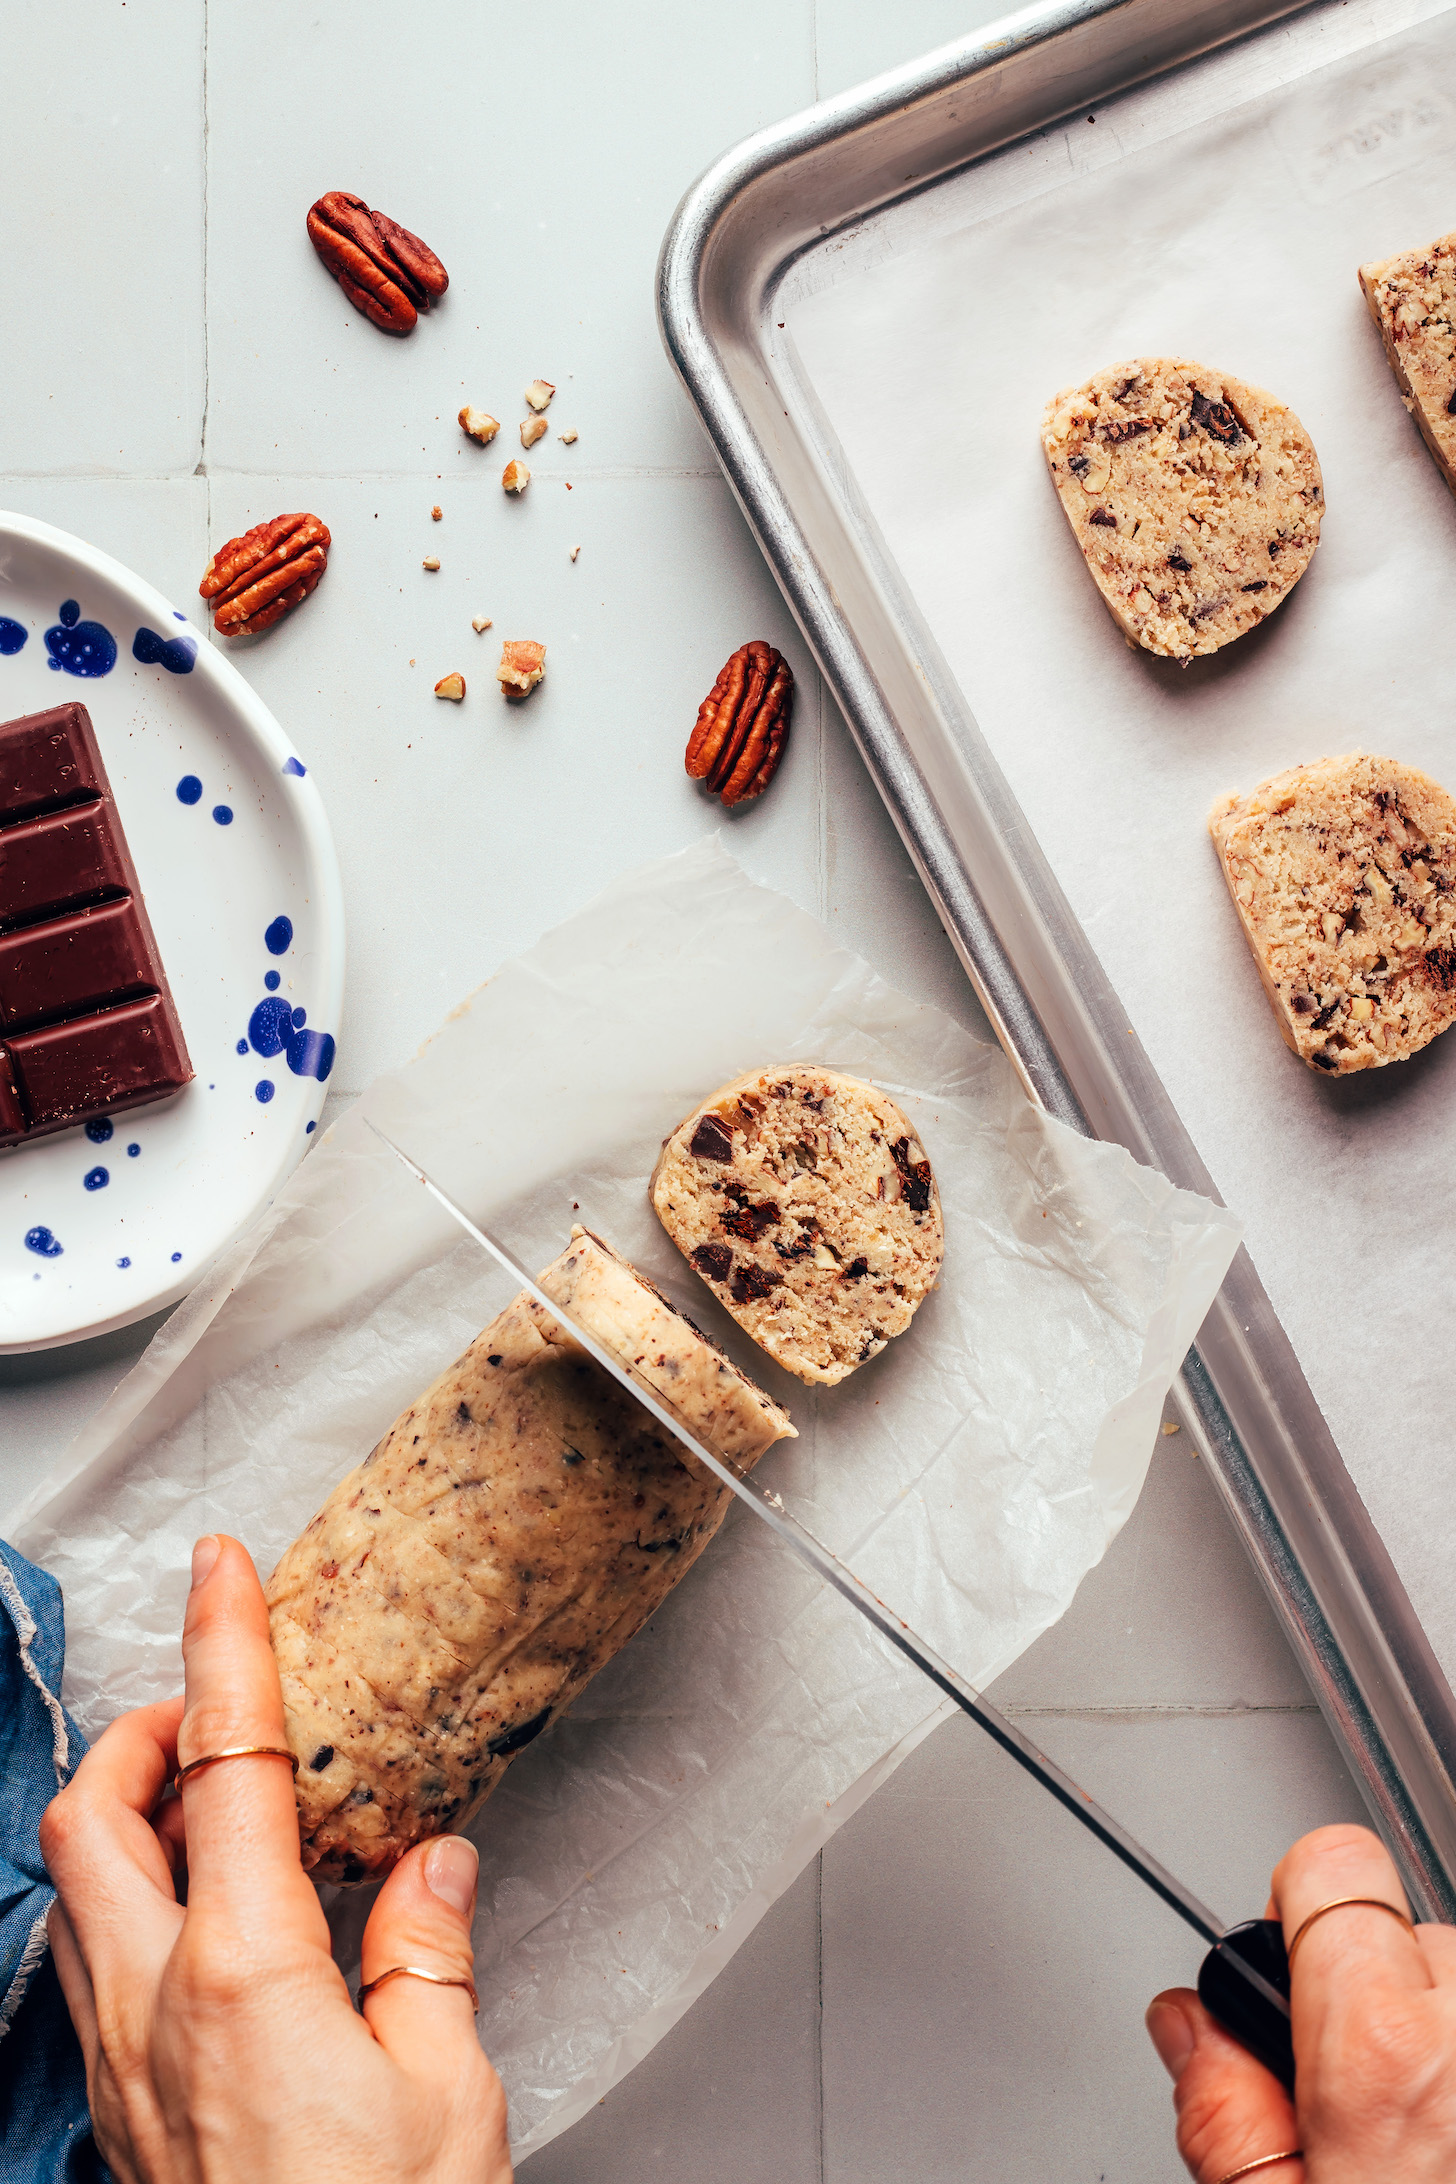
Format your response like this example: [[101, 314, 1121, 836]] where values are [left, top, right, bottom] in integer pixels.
[[197, 0, 210, 485], [0, 468, 725, 485], [999, 1703, 1320, 1719]]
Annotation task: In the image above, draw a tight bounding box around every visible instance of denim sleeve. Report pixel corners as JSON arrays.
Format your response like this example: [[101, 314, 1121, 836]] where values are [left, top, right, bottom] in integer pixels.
[[0, 1541, 108, 2183]]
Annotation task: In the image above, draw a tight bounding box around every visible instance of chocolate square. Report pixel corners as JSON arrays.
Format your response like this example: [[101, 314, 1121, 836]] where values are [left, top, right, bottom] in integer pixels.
[[0, 703, 192, 1147]]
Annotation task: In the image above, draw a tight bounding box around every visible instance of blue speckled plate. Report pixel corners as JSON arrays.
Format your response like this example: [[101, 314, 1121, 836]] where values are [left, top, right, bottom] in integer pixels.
[[0, 511, 345, 1351]]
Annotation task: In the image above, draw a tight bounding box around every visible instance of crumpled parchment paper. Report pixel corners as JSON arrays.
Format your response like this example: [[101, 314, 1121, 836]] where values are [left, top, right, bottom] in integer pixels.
[[12, 839, 1238, 2155]]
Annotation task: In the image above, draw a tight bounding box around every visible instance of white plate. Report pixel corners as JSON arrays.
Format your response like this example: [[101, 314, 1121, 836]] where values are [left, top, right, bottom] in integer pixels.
[[0, 511, 345, 1351]]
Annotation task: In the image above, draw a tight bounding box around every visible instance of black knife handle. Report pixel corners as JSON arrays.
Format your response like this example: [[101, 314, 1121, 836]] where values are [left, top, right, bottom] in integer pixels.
[[1198, 1919, 1294, 2090]]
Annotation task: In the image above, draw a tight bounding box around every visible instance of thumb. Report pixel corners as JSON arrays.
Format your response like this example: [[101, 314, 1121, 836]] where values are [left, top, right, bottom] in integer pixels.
[[1147, 1989, 1303, 2183], [359, 1836, 490, 2088]]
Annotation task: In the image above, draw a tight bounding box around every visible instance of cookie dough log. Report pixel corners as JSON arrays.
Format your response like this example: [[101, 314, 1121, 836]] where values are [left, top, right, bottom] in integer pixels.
[[1210, 753, 1456, 1074], [1041, 358, 1323, 661], [650, 1066, 944, 1388], [266, 1226, 794, 1884], [1359, 232, 1456, 499]]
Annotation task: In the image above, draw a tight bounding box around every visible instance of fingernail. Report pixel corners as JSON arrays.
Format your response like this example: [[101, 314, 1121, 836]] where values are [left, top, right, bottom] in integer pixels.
[[1146, 1998, 1195, 2082], [190, 1536, 221, 1588], [424, 1835, 478, 1916]]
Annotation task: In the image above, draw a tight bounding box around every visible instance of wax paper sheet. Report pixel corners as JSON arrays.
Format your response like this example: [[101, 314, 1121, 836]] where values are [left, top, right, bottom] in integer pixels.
[[11, 839, 1236, 2155], [786, 0, 1456, 1689]]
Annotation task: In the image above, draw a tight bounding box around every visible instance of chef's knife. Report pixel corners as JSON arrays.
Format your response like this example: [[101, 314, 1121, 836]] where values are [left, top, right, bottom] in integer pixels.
[[366, 1120, 1296, 2086]]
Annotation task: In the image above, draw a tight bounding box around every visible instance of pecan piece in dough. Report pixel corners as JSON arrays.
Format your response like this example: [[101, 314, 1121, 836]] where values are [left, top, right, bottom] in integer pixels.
[[306, 190, 448, 335], [199, 513, 331, 637], [685, 640, 793, 806]]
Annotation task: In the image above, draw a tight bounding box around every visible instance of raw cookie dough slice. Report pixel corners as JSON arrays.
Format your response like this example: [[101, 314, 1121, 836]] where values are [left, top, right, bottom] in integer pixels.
[[1041, 358, 1323, 661], [267, 1226, 794, 1883], [649, 1066, 943, 1387], [1359, 231, 1456, 499], [1209, 753, 1456, 1074]]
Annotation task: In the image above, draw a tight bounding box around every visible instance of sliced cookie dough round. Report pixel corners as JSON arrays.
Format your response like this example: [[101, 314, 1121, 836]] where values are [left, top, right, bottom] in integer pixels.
[[1359, 230, 1456, 502], [1041, 357, 1323, 661], [1209, 752, 1456, 1074], [649, 1065, 944, 1387]]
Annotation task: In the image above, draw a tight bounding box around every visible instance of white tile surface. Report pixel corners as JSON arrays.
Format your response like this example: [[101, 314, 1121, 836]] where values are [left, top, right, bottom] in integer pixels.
[[2, 8, 1374, 2183], [518, 1861, 823, 2183], [204, 0, 816, 477], [0, 4, 204, 474], [819, 1708, 1366, 2184]]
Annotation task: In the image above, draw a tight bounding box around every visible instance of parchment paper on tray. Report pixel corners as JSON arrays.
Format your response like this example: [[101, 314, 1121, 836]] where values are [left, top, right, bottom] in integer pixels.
[[13, 838, 1238, 2156], [784, 3, 1456, 1688]]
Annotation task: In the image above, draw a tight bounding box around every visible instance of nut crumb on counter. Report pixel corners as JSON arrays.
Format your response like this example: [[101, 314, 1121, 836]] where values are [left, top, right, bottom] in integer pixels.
[[422, 556, 441, 571], [558, 427, 578, 443], [569, 545, 580, 562], [520, 415, 548, 448], [434, 672, 466, 701], [431, 504, 442, 520], [459, 405, 500, 444], [1161, 1421, 1181, 1436], [472, 615, 493, 632], [524, 378, 555, 411], [502, 460, 530, 493], [497, 639, 546, 697]]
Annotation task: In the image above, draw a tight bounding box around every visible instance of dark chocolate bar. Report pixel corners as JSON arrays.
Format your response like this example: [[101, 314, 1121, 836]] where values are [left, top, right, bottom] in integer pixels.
[[0, 703, 192, 1147]]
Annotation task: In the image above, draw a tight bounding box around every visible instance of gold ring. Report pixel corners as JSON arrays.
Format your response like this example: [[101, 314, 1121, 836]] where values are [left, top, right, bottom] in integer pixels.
[[357, 1964, 479, 2013], [1287, 1895, 1414, 1970], [173, 1745, 300, 1793], [1215, 2156, 1303, 2183]]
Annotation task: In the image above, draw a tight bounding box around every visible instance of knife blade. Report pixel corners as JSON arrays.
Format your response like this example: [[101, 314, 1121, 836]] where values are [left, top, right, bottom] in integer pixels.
[[365, 1118, 1296, 2079]]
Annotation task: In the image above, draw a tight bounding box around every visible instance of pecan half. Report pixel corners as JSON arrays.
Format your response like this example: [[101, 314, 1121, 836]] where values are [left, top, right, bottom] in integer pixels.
[[685, 640, 793, 806], [199, 513, 331, 637], [307, 191, 448, 335]]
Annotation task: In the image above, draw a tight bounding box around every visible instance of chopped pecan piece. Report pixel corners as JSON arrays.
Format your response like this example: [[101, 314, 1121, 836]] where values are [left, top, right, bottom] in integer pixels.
[[199, 513, 331, 637], [685, 640, 794, 806], [434, 672, 465, 701], [496, 640, 545, 697], [459, 406, 500, 444], [524, 379, 556, 411], [307, 192, 447, 335]]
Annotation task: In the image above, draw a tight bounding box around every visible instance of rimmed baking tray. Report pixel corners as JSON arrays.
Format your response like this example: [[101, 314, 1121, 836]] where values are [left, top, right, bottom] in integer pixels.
[[659, 0, 1456, 1919]]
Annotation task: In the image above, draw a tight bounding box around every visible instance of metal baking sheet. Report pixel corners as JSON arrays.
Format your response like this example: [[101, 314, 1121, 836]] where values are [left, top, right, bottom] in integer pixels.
[[659, 0, 1456, 1917]]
